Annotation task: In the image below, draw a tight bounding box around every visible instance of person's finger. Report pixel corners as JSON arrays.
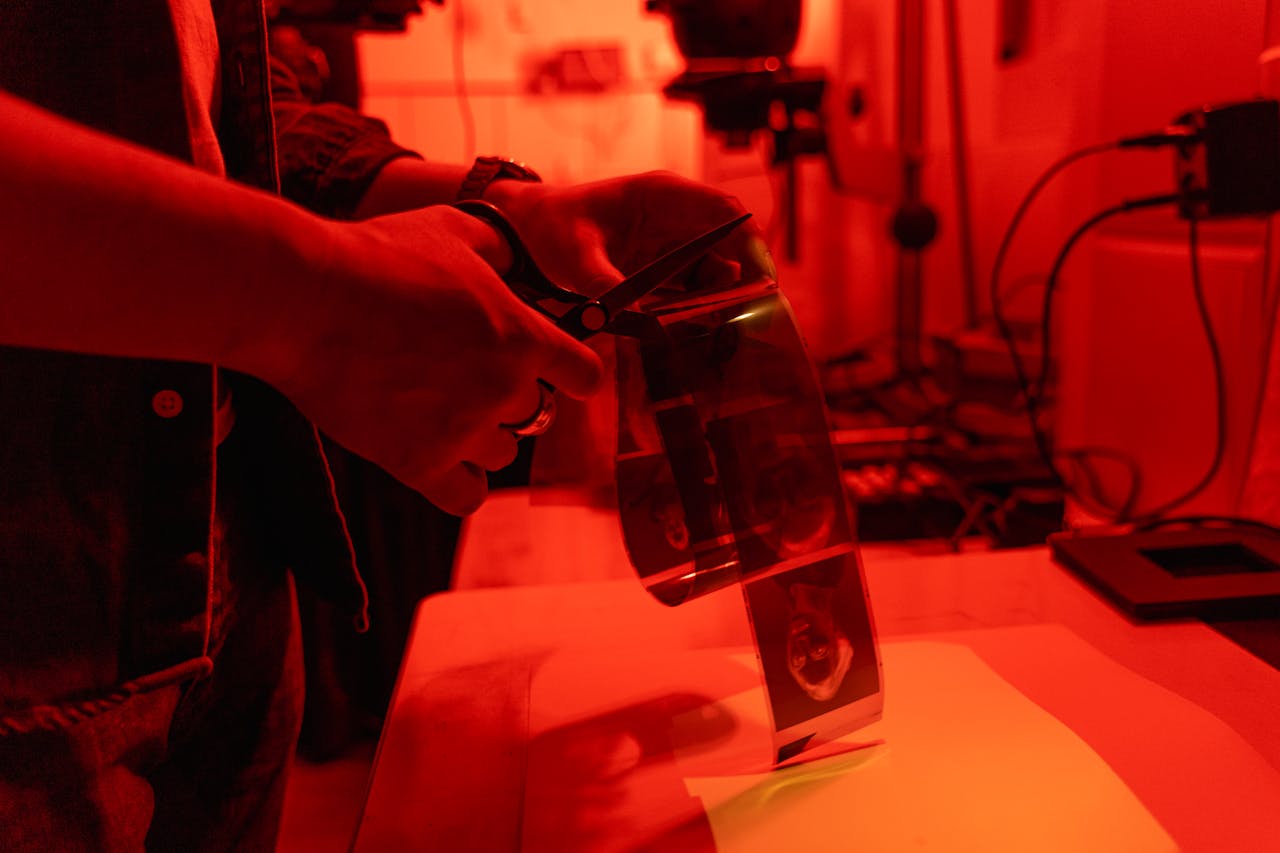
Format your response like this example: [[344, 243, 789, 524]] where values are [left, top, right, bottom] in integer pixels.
[[519, 222, 611, 398], [532, 324, 604, 400], [740, 234, 777, 281], [653, 179, 769, 282], [466, 429, 521, 472], [686, 253, 741, 291], [497, 380, 547, 430], [421, 461, 489, 517], [540, 219, 624, 297], [639, 183, 769, 284], [577, 223, 625, 296], [433, 206, 604, 398], [705, 201, 771, 281]]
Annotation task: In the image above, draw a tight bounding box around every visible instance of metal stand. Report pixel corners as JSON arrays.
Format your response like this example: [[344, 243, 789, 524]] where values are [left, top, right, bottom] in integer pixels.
[[889, 0, 978, 376]]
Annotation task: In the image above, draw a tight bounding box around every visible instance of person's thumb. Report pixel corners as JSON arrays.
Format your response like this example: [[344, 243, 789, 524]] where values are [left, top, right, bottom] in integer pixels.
[[528, 315, 604, 400], [559, 220, 624, 297]]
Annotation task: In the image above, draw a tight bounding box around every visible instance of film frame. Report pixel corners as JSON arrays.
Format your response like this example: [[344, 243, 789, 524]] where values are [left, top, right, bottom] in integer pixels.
[[615, 281, 883, 764]]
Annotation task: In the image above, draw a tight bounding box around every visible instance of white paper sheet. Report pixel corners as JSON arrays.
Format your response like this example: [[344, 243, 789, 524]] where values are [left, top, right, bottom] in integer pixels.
[[522, 640, 1176, 852], [682, 642, 1176, 852]]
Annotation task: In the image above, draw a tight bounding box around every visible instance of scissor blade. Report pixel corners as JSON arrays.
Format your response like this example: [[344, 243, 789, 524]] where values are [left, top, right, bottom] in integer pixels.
[[597, 213, 752, 319]]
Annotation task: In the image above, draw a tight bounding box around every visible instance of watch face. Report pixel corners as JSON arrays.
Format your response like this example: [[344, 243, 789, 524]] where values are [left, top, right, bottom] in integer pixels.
[[458, 157, 541, 201], [489, 157, 542, 183]]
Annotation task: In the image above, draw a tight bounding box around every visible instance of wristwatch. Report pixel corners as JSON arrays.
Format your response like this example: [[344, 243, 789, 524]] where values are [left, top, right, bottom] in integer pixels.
[[456, 156, 542, 201]]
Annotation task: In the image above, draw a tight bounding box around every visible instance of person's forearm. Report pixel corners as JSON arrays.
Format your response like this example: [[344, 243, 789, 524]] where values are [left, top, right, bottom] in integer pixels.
[[352, 157, 543, 274], [350, 157, 470, 218], [0, 89, 328, 372]]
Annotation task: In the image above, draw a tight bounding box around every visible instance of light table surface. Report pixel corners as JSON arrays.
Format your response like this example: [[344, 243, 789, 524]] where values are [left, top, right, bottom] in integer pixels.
[[354, 490, 1280, 851]]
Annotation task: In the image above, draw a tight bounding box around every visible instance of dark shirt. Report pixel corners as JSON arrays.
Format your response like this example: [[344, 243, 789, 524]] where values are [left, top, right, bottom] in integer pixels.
[[0, 0, 416, 703]]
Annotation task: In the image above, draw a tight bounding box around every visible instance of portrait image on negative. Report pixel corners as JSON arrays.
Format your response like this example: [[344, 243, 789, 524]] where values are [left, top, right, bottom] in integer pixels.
[[743, 549, 882, 751]]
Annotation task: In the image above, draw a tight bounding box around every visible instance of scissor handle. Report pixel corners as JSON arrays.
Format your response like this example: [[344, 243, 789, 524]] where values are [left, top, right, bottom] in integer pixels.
[[454, 199, 741, 344], [453, 201, 571, 297], [456, 200, 623, 341]]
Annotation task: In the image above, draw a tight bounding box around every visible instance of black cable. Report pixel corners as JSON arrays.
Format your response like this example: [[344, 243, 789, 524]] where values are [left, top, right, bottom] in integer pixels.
[[1136, 218, 1228, 519], [1031, 202, 1226, 523], [1039, 196, 1182, 520], [988, 141, 1119, 356], [987, 144, 1121, 511], [451, 2, 477, 160], [940, 0, 979, 328], [989, 130, 1195, 364], [984, 132, 1212, 525], [1036, 194, 1180, 404], [965, 145, 1121, 521], [1058, 445, 1144, 518], [1238, 216, 1279, 500], [1058, 452, 1112, 514], [997, 193, 1180, 522]]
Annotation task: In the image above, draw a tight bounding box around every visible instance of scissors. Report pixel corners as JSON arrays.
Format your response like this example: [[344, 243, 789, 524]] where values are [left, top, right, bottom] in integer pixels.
[[455, 200, 752, 436], [455, 200, 752, 342]]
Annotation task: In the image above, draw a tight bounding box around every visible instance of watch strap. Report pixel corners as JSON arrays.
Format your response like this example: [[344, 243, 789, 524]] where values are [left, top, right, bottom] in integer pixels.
[[456, 156, 542, 201]]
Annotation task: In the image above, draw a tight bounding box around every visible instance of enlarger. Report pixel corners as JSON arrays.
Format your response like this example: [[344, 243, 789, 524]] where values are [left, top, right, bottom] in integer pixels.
[[644, 0, 826, 266], [645, 0, 978, 357], [646, 0, 1063, 547]]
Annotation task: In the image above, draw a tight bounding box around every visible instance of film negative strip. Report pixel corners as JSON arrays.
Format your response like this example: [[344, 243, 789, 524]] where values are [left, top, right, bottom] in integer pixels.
[[616, 280, 883, 765]]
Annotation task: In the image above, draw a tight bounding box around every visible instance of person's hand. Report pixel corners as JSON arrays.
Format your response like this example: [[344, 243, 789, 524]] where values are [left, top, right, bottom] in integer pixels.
[[488, 171, 775, 297], [229, 204, 603, 516]]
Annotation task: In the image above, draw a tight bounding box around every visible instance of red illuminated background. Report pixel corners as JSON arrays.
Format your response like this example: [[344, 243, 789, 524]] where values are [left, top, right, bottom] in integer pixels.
[[347, 0, 1280, 526]]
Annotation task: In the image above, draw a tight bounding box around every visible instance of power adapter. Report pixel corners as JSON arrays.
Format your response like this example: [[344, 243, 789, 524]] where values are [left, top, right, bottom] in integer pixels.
[[1172, 99, 1280, 219]]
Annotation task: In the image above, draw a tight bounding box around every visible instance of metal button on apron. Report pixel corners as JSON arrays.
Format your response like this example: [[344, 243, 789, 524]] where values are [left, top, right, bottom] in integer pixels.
[[152, 389, 184, 418]]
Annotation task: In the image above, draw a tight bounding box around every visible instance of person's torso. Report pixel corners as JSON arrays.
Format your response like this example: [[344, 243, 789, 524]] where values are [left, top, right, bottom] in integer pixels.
[[0, 0, 362, 705]]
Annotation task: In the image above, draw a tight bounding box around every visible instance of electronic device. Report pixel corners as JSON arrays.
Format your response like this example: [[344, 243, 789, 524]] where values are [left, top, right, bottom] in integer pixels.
[[1174, 99, 1280, 219], [1050, 527, 1280, 620]]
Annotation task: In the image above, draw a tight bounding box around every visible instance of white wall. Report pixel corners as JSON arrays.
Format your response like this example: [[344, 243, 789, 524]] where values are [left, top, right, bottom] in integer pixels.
[[356, 1, 699, 183], [1056, 0, 1269, 520]]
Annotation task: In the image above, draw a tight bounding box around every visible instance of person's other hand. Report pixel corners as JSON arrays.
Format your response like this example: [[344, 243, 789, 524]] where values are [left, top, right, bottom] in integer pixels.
[[489, 171, 775, 297], [233, 205, 602, 516]]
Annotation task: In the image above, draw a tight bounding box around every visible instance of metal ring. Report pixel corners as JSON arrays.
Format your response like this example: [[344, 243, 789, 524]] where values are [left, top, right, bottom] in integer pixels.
[[500, 380, 557, 438]]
